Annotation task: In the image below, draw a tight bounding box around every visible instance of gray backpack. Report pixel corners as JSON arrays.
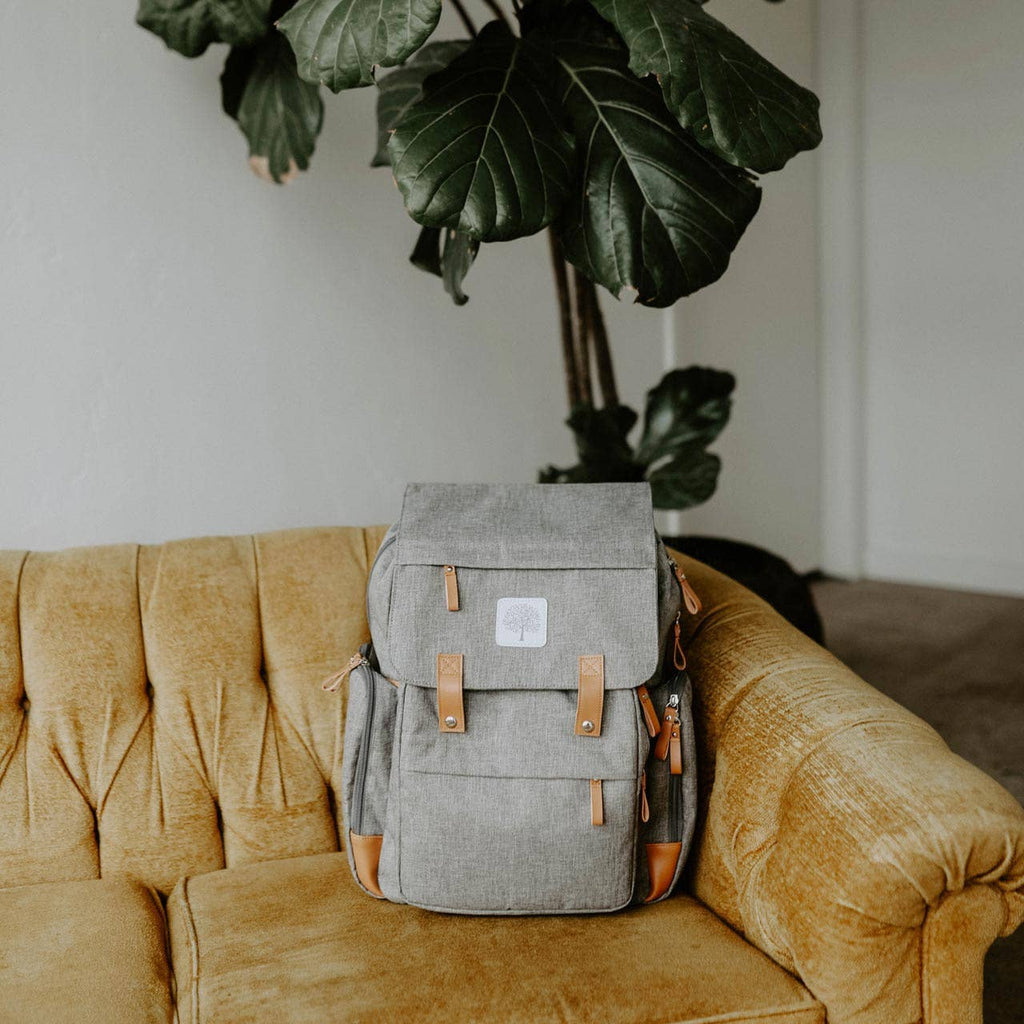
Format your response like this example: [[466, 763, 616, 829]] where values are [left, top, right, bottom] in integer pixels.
[[329, 482, 700, 915]]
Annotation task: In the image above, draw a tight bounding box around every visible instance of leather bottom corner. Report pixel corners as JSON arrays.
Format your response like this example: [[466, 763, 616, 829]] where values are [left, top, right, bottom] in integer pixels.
[[644, 842, 683, 904], [349, 831, 384, 898]]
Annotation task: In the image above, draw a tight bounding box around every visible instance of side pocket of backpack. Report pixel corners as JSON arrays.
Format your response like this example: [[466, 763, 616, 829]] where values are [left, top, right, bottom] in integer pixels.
[[636, 672, 698, 904], [341, 644, 399, 898]]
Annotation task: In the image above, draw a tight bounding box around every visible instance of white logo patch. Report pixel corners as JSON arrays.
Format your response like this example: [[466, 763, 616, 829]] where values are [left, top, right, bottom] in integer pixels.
[[495, 597, 547, 648]]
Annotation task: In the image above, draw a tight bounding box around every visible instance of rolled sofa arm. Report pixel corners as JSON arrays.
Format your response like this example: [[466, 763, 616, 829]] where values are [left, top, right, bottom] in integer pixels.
[[670, 553, 1024, 1024]]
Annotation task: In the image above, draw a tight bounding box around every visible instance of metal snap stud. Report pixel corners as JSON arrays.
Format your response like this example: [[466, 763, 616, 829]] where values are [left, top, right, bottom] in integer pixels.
[[581, 720, 594, 733], [444, 715, 458, 728]]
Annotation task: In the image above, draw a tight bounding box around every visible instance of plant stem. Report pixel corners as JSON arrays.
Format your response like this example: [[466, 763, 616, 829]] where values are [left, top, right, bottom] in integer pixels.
[[450, 0, 478, 35], [548, 231, 579, 409], [572, 268, 594, 407], [587, 282, 619, 407], [477, 0, 513, 29]]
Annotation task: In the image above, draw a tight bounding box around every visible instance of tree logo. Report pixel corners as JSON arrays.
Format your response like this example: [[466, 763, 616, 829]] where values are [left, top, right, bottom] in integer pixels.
[[495, 597, 548, 648]]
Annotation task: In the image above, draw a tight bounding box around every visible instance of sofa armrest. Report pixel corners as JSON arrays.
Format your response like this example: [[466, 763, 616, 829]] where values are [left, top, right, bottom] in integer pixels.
[[671, 553, 1024, 1024]]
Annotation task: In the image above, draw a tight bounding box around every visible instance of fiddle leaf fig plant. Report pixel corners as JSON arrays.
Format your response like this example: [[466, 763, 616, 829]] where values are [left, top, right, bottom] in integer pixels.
[[541, 367, 735, 510], [136, 0, 820, 509]]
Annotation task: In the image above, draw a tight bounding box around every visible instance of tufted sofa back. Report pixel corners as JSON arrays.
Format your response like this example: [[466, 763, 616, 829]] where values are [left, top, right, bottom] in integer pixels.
[[0, 527, 388, 894]]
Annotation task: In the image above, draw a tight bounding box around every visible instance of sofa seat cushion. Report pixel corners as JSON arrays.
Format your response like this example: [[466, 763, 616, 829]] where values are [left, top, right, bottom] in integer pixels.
[[167, 851, 823, 1024], [0, 876, 173, 1023]]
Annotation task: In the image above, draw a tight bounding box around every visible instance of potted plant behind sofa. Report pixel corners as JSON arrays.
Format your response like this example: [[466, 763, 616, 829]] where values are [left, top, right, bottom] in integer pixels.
[[136, 0, 824, 638]]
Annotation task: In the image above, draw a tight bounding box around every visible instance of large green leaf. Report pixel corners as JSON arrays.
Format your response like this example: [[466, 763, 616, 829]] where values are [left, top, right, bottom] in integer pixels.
[[137, 0, 217, 57], [588, 0, 821, 172], [276, 0, 441, 92], [372, 40, 469, 167], [210, 0, 274, 46], [551, 37, 761, 306], [137, 0, 271, 54], [221, 33, 324, 183], [387, 21, 575, 243], [634, 366, 734, 465]]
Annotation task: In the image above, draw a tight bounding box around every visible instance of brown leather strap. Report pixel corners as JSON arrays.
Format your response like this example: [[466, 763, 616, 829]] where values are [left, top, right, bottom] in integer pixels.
[[443, 565, 459, 611], [349, 832, 384, 897], [437, 653, 465, 733], [669, 720, 683, 775], [590, 779, 604, 826], [574, 655, 604, 737], [637, 684, 659, 737]]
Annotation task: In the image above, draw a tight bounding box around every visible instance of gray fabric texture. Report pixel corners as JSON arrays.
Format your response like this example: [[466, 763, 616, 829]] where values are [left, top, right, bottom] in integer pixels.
[[398, 773, 639, 913], [398, 482, 657, 569], [345, 482, 696, 914]]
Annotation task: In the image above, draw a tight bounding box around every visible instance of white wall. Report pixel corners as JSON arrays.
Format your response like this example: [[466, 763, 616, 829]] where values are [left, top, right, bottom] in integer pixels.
[[0, 6, 670, 551], [819, 0, 1024, 595], [669, 0, 822, 572]]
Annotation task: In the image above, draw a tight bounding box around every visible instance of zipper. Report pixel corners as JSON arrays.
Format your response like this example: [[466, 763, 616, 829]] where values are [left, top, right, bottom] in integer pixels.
[[639, 770, 650, 823], [668, 556, 700, 671], [668, 556, 702, 615], [322, 651, 366, 693], [654, 693, 683, 775], [654, 691, 686, 846], [653, 692, 678, 760], [349, 662, 376, 836]]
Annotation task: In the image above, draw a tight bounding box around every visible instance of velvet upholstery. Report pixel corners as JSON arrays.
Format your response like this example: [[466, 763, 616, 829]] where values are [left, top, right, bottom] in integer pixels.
[[0, 526, 1021, 1024], [167, 850, 824, 1024], [0, 876, 173, 1023], [678, 559, 1024, 1023]]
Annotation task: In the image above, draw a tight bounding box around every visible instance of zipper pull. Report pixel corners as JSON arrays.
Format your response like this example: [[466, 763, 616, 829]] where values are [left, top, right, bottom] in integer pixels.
[[637, 684, 660, 737], [443, 565, 460, 611], [590, 779, 605, 827], [322, 652, 366, 692], [672, 613, 686, 671], [653, 693, 680, 761], [669, 718, 683, 776], [669, 557, 702, 615], [640, 770, 650, 823]]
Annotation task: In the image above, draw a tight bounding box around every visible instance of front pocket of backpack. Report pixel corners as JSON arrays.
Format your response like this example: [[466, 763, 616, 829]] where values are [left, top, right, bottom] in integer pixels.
[[394, 686, 643, 914], [397, 772, 638, 913], [341, 649, 399, 897]]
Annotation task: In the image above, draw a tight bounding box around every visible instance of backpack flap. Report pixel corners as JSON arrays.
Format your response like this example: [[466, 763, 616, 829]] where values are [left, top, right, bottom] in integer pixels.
[[385, 482, 660, 691]]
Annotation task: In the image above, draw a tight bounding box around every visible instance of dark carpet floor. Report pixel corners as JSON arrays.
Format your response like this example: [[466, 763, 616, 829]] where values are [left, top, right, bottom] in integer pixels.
[[811, 578, 1023, 1023]]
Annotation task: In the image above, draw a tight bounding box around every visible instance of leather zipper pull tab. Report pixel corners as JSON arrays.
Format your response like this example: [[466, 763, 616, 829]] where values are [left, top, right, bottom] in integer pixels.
[[669, 722, 683, 776], [655, 694, 681, 761], [443, 565, 459, 611], [640, 770, 650, 823], [672, 613, 686, 671], [322, 652, 366, 693], [670, 558, 702, 615], [590, 779, 604, 827], [638, 684, 659, 737]]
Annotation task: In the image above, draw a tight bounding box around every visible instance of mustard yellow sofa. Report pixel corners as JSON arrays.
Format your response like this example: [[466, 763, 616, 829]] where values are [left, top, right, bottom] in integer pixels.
[[0, 527, 1021, 1024]]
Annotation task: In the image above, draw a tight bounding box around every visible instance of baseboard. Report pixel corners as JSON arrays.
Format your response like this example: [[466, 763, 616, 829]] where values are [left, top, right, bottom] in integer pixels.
[[864, 544, 1024, 598]]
